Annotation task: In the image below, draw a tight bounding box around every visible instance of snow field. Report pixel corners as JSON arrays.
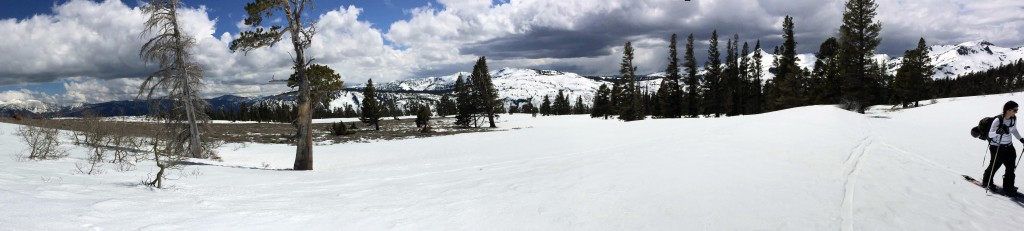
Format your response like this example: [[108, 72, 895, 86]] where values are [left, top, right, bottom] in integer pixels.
[[2, 93, 1024, 230]]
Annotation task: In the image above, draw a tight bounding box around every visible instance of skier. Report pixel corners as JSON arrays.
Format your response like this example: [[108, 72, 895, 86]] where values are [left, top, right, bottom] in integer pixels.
[[984, 101, 1023, 195]]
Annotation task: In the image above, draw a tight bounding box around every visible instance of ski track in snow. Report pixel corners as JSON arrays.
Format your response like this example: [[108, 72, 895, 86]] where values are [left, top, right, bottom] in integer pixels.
[[840, 133, 872, 231]]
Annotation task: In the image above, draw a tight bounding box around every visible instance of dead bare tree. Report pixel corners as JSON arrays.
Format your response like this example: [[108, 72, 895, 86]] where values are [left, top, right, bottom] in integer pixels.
[[147, 134, 185, 188], [138, 0, 209, 160], [231, 0, 317, 170], [15, 119, 67, 160], [73, 115, 109, 175], [108, 118, 147, 172]]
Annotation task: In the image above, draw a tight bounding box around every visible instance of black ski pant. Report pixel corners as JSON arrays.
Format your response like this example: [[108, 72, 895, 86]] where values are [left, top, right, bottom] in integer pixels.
[[983, 144, 1017, 190]]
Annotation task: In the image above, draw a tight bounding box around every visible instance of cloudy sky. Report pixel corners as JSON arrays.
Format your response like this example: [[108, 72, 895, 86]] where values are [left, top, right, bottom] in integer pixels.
[[1, 0, 1022, 105]]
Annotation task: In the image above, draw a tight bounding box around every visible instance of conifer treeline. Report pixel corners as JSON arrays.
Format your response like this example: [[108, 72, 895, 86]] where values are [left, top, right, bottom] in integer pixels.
[[584, 0, 960, 121], [932, 59, 1024, 99]]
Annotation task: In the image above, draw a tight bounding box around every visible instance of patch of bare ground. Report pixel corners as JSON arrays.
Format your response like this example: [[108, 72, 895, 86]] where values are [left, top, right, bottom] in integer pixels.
[[0, 116, 500, 145]]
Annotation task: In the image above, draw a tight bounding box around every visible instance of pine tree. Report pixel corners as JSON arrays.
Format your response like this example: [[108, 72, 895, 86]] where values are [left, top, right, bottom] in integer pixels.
[[523, 98, 537, 116], [618, 41, 643, 121], [702, 30, 723, 117], [470, 57, 499, 127], [684, 34, 701, 118], [415, 103, 431, 128], [723, 34, 741, 116], [386, 97, 400, 119], [739, 41, 751, 114], [659, 33, 683, 118], [912, 38, 934, 106], [289, 64, 343, 111], [574, 95, 588, 114], [813, 37, 842, 104], [750, 40, 764, 114], [894, 38, 934, 108], [838, 0, 883, 113], [343, 104, 356, 118], [592, 84, 611, 119], [540, 95, 552, 116], [437, 94, 455, 117], [509, 103, 519, 114], [455, 74, 476, 127], [359, 79, 382, 131], [774, 16, 806, 110], [552, 90, 567, 115]]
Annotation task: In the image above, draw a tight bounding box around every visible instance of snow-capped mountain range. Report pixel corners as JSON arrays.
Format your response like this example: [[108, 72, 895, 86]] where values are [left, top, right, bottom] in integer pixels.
[[3, 40, 1022, 117]]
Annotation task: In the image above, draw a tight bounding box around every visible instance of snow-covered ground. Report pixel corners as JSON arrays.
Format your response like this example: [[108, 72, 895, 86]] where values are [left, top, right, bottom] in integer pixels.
[[3, 93, 1024, 230]]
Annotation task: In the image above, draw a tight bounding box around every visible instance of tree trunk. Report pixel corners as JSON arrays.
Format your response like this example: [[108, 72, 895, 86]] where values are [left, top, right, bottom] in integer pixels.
[[171, 7, 202, 159], [288, 3, 313, 171], [183, 82, 202, 158], [487, 111, 496, 128]]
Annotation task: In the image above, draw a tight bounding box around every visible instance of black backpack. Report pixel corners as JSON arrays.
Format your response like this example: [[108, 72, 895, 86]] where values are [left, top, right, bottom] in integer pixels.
[[972, 115, 1014, 140]]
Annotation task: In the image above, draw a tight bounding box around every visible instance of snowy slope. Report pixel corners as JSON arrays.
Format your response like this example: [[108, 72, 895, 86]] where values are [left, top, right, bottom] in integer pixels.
[[921, 40, 1024, 79], [4, 92, 1024, 229], [343, 67, 630, 108]]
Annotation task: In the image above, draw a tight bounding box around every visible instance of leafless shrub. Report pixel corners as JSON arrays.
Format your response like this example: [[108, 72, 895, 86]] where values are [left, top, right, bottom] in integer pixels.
[[15, 121, 68, 160], [107, 119, 148, 172], [74, 158, 105, 175], [230, 142, 249, 151], [202, 140, 223, 161], [146, 135, 186, 188], [73, 115, 109, 175]]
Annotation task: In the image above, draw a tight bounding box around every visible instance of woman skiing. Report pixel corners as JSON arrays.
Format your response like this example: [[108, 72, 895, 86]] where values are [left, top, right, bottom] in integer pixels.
[[984, 101, 1023, 195]]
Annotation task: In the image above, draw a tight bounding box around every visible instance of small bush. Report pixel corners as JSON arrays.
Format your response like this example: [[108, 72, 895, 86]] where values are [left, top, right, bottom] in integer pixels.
[[839, 98, 862, 113], [331, 122, 354, 136]]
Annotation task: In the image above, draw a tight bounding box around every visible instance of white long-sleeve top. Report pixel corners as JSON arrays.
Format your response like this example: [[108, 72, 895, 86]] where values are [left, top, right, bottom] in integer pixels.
[[989, 116, 1022, 145]]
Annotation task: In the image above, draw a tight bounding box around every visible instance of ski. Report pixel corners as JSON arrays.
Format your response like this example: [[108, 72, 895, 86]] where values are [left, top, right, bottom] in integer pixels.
[[962, 175, 1024, 199]]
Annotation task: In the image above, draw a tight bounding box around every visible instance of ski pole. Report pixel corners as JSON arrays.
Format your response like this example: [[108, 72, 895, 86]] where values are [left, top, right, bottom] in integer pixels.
[[987, 133, 1006, 194], [983, 143, 990, 168], [1016, 146, 1024, 168]]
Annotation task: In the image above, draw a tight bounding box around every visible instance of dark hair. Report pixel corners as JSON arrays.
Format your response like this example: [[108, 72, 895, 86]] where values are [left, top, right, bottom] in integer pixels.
[[1004, 101, 1019, 114]]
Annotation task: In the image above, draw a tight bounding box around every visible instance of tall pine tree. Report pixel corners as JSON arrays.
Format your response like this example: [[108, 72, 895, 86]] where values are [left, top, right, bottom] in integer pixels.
[[749, 40, 764, 114], [454, 74, 476, 127], [739, 41, 751, 114], [359, 79, 381, 131], [813, 37, 842, 104], [723, 34, 741, 116], [553, 89, 569, 115], [574, 96, 588, 114], [470, 57, 499, 127], [702, 30, 723, 117], [773, 16, 805, 110], [592, 84, 612, 119], [540, 95, 552, 116], [684, 34, 701, 118], [659, 33, 683, 118], [838, 0, 882, 113], [618, 41, 643, 121]]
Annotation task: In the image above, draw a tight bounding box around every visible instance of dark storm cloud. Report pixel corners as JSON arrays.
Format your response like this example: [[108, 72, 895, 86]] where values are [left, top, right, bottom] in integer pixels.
[[461, 27, 621, 59], [455, 0, 848, 68]]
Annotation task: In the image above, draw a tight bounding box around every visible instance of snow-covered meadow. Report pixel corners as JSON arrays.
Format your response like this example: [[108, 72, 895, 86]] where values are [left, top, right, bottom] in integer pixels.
[[3, 93, 1024, 230]]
